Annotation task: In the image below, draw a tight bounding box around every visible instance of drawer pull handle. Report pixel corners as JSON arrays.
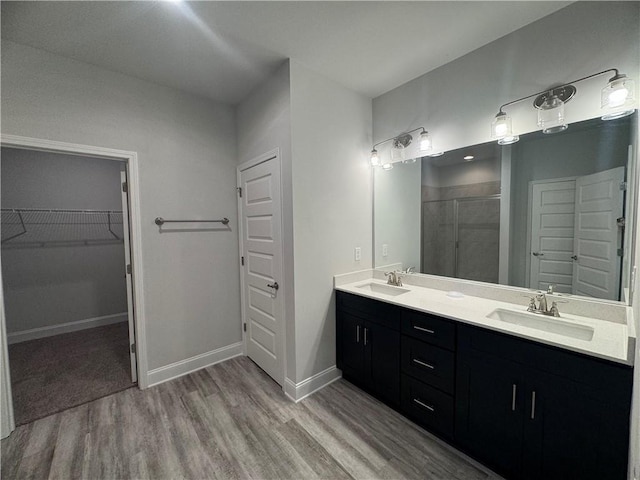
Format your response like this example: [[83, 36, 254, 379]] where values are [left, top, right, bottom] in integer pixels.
[[356, 325, 360, 343], [413, 358, 435, 370], [512, 384, 517, 412], [364, 327, 368, 346], [413, 325, 435, 334], [531, 391, 536, 420], [413, 398, 435, 412]]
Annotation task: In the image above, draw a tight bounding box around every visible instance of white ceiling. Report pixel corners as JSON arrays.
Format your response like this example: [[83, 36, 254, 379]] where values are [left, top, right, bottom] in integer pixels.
[[1, 1, 571, 105]]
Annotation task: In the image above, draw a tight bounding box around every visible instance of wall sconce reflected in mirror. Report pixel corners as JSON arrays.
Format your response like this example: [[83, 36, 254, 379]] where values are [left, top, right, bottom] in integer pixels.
[[491, 68, 636, 145]]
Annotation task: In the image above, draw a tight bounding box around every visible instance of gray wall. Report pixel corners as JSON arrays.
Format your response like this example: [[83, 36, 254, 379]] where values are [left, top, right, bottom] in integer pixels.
[[236, 61, 297, 381], [373, 2, 639, 153], [508, 120, 631, 287], [1, 148, 127, 333], [290, 61, 372, 383], [238, 61, 373, 386], [2, 41, 241, 372]]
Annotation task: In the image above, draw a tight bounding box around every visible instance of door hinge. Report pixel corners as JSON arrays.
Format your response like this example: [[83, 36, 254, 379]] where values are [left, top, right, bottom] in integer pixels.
[[130, 343, 136, 354], [243, 323, 247, 332], [241, 256, 245, 266], [618, 248, 623, 257], [620, 181, 627, 191], [617, 217, 626, 227], [126, 264, 132, 274], [237, 187, 242, 197], [122, 182, 128, 193]]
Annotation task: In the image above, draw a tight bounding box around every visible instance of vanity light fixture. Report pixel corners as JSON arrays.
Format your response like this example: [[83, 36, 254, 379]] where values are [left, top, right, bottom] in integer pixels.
[[534, 86, 574, 134], [419, 130, 433, 154], [491, 68, 636, 144], [370, 148, 380, 167], [491, 110, 519, 145], [601, 73, 635, 120], [370, 126, 432, 168]]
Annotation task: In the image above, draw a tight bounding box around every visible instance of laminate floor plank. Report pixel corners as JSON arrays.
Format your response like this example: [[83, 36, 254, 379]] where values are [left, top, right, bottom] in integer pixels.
[[2, 355, 501, 480], [276, 418, 354, 480], [47, 404, 89, 480]]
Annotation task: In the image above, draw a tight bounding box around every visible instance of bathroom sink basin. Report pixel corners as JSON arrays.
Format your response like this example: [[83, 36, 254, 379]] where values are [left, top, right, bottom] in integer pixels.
[[486, 308, 594, 341], [355, 282, 410, 297]]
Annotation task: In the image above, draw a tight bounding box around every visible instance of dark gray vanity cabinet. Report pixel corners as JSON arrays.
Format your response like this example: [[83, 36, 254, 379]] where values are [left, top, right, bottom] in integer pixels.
[[336, 292, 633, 480], [456, 325, 633, 480], [336, 291, 401, 406]]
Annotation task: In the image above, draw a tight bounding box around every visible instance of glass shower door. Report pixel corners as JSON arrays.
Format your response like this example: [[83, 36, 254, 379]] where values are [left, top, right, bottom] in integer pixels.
[[455, 196, 500, 283]]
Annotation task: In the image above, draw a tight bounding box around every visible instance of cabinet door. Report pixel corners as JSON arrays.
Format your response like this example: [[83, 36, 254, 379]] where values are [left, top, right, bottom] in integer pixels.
[[366, 322, 400, 405], [340, 313, 366, 379], [522, 370, 630, 480], [456, 352, 524, 479]]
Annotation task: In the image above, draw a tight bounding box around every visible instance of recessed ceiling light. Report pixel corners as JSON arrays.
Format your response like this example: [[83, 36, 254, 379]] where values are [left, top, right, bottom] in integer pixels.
[[464, 155, 474, 161]]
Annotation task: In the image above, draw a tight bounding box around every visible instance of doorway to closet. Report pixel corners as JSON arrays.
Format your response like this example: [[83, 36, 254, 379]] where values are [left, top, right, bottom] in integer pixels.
[[1, 146, 137, 426]]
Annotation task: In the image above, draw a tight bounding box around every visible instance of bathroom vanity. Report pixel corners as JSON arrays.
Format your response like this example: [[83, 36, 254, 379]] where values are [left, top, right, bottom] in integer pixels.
[[335, 273, 635, 480]]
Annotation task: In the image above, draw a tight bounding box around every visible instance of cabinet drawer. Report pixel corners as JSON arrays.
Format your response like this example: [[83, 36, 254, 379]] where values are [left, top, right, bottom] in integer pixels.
[[401, 375, 454, 439], [401, 336, 455, 394], [401, 309, 455, 350], [337, 291, 401, 331]]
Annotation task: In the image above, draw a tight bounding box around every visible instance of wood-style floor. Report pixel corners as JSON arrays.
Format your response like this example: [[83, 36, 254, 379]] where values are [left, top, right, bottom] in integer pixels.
[[1, 356, 501, 479]]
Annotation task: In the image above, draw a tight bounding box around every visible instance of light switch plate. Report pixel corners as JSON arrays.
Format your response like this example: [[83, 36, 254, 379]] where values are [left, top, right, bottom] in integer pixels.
[[354, 246, 361, 261], [382, 244, 388, 257]]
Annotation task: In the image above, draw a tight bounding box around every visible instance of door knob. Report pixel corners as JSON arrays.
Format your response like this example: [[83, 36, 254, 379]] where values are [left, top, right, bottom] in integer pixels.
[[267, 281, 279, 290], [532, 252, 544, 257]]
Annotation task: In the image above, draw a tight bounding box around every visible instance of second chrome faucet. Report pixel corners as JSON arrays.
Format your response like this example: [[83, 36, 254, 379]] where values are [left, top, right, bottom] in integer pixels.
[[385, 270, 404, 287], [527, 293, 561, 317]]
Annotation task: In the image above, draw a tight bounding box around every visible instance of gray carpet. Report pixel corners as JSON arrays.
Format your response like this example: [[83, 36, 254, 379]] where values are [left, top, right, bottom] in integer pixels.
[[8, 321, 135, 426]]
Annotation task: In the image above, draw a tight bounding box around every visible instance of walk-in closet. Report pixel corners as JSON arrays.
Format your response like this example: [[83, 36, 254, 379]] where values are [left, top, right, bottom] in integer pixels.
[[1, 147, 136, 425]]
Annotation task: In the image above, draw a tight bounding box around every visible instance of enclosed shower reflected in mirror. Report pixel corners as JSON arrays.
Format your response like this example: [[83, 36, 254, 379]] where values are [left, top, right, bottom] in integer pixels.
[[421, 143, 501, 283]]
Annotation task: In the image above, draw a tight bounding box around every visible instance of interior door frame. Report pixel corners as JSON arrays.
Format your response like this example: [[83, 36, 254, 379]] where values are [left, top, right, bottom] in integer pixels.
[[525, 176, 577, 289], [236, 148, 286, 386], [0, 134, 149, 437]]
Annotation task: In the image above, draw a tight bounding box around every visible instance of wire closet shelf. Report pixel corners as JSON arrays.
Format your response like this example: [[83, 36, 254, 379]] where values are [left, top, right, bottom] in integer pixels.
[[1, 208, 124, 247]]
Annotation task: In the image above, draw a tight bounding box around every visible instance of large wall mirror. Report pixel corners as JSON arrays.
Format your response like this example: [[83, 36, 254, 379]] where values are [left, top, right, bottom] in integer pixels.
[[374, 114, 637, 303]]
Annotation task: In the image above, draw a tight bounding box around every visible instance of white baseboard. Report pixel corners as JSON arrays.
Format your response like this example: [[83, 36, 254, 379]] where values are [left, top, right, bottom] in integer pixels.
[[7, 312, 128, 344], [147, 342, 243, 388], [284, 365, 342, 403]]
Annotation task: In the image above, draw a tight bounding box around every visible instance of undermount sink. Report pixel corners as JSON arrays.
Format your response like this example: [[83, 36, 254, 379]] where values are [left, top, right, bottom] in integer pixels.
[[486, 308, 594, 341], [356, 282, 410, 297]]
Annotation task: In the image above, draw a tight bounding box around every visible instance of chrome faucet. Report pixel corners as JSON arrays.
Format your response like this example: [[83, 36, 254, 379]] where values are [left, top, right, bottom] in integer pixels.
[[404, 266, 415, 274], [385, 270, 404, 287], [526, 293, 560, 317]]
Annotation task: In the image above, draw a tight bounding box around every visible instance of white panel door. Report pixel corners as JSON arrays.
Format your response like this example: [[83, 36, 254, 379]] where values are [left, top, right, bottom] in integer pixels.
[[572, 167, 625, 300], [529, 180, 576, 293], [239, 154, 284, 386], [120, 170, 137, 383]]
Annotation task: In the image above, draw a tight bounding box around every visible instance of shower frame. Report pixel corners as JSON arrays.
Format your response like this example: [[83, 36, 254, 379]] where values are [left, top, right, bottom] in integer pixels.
[[421, 194, 501, 279]]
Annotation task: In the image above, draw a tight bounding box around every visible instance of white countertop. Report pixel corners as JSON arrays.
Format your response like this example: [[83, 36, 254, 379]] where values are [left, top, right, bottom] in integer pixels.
[[335, 275, 635, 366]]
